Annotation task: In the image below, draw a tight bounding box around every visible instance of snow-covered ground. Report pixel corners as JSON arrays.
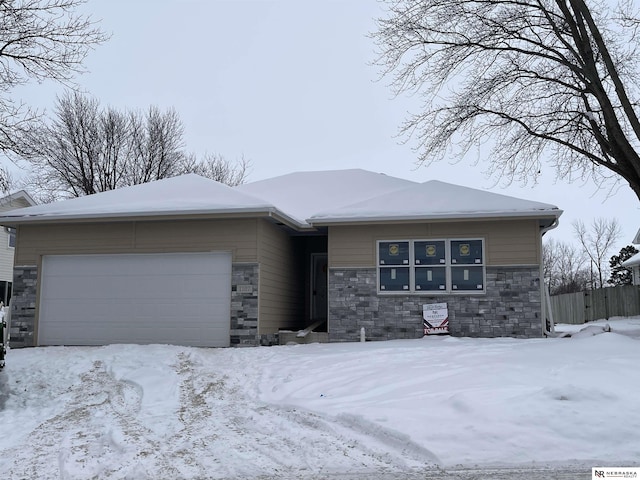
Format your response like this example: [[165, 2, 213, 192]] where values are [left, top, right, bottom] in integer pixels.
[[1, 317, 639, 479]]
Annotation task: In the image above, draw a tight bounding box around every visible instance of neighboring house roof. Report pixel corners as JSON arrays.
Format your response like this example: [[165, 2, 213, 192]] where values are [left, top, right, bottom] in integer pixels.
[[0, 190, 36, 212], [0, 170, 562, 228], [619, 229, 640, 267], [308, 180, 561, 225], [622, 252, 640, 268]]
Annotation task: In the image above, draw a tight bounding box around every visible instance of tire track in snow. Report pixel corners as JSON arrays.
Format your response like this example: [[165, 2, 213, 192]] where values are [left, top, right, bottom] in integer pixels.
[[3, 348, 578, 479], [165, 351, 439, 479], [4, 360, 182, 480]]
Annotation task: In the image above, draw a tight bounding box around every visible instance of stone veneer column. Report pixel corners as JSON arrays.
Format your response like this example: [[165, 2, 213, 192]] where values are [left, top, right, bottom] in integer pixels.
[[230, 263, 260, 346], [10, 265, 38, 348], [328, 266, 541, 342]]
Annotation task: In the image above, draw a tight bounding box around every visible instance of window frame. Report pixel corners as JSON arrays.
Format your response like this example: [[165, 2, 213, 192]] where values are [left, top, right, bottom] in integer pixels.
[[6, 227, 15, 249], [377, 238, 486, 295], [377, 240, 411, 292]]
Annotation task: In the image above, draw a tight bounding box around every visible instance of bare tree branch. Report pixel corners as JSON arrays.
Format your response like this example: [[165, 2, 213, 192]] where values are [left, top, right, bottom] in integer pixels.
[[572, 217, 621, 288], [17, 92, 251, 200], [373, 0, 640, 199], [180, 153, 251, 187], [0, 0, 107, 189], [543, 237, 589, 294]]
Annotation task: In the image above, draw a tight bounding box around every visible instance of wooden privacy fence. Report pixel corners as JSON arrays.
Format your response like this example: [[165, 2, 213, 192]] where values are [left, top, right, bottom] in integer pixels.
[[549, 285, 640, 325]]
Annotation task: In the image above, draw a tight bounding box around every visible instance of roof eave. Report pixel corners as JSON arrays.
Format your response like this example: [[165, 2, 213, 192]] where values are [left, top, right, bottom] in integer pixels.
[[0, 206, 310, 230], [307, 209, 563, 226], [621, 253, 640, 267]]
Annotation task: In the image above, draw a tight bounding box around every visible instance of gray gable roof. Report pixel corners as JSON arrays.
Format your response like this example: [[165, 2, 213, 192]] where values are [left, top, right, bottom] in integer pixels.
[[0, 190, 36, 213]]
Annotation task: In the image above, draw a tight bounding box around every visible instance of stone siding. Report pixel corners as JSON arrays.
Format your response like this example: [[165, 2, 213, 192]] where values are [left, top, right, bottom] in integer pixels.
[[328, 266, 541, 342], [230, 263, 260, 346], [10, 265, 38, 348]]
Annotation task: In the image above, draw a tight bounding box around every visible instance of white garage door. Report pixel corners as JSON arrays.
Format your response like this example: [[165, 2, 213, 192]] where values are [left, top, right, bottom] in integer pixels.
[[38, 252, 232, 347]]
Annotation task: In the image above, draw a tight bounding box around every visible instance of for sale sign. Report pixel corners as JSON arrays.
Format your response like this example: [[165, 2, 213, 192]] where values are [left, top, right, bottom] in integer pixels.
[[423, 303, 449, 335]]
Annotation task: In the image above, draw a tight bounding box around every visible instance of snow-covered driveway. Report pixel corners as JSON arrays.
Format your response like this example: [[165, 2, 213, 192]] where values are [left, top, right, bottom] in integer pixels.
[[1, 345, 439, 479], [0, 317, 638, 479]]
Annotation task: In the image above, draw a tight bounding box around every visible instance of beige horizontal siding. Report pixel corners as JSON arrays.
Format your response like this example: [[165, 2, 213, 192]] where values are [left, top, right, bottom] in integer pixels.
[[133, 219, 258, 262], [483, 221, 539, 265], [15, 218, 260, 265], [0, 197, 30, 281], [257, 220, 304, 335], [329, 219, 542, 267]]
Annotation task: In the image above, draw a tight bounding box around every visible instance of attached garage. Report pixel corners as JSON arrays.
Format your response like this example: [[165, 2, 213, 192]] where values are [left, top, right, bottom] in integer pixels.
[[38, 252, 232, 347]]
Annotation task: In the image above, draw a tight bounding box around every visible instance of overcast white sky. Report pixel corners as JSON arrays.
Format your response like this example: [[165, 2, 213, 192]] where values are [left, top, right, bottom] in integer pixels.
[[14, 0, 640, 252]]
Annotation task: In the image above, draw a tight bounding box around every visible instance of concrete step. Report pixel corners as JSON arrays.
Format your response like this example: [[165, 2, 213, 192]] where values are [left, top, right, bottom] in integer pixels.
[[279, 331, 329, 345]]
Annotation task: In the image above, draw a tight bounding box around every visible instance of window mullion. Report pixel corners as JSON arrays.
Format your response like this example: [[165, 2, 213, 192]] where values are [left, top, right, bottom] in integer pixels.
[[446, 240, 452, 292], [409, 240, 415, 292]]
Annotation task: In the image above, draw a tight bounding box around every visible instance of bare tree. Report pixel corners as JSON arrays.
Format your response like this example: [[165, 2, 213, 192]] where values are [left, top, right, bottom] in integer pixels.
[[181, 153, 250, 187], [124, 106, 187, 186], [573, 217, 621, 288], [0, 165, 15, 193], [97, 106, 128, 191], [543, 238, 589, 294], [19, 91, 125, 197], [0, 0, 107, 184], [374, 0, 640, 200], [18, 92, 250, 200]]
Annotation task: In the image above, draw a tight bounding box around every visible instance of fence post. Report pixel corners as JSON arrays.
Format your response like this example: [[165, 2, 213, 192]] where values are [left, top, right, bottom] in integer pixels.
[[584, 290, 590, 322], [0, 309, 5, 369]]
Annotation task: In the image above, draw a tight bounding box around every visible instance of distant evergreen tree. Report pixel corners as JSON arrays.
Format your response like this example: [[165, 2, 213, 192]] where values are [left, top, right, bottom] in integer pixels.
[[608, 245, 639, 286]]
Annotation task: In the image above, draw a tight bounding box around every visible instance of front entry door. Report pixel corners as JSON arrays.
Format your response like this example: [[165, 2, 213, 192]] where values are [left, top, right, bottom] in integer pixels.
[[311, 254, 328, 321]]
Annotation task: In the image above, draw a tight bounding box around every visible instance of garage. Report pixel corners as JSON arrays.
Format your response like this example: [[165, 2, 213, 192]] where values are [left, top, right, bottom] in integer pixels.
[[38, 252, 232, 347]]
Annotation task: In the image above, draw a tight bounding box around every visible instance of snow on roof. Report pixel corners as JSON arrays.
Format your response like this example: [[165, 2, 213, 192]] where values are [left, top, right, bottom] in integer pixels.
[[308, 180, 562, 224], [0, 174, 277, 223], [622, 252, 640, 268], [0, 170, 562, 227], [235, 169, 417, 226]]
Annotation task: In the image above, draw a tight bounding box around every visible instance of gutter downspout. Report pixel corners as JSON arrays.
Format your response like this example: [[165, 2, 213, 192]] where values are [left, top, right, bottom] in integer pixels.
[[540, 218, 560, 337]]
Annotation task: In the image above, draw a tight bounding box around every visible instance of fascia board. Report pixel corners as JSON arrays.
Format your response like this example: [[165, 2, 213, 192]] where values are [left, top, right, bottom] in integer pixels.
[[0, 206, 310, 230], [307, 209, 563, 226]]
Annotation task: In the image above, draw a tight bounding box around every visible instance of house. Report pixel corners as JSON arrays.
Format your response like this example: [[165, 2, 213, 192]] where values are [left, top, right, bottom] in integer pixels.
[[621, 228, 640, 285], [0, 191, 36, 306], [0, 170, 562, 348]]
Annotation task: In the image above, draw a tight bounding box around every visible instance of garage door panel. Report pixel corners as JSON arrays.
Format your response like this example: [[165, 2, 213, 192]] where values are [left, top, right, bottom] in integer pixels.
[[39, 253, 232, 347], [43, 254, 231, 277], [40, 298, 217, 318], [42, 276, 230, 301]]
